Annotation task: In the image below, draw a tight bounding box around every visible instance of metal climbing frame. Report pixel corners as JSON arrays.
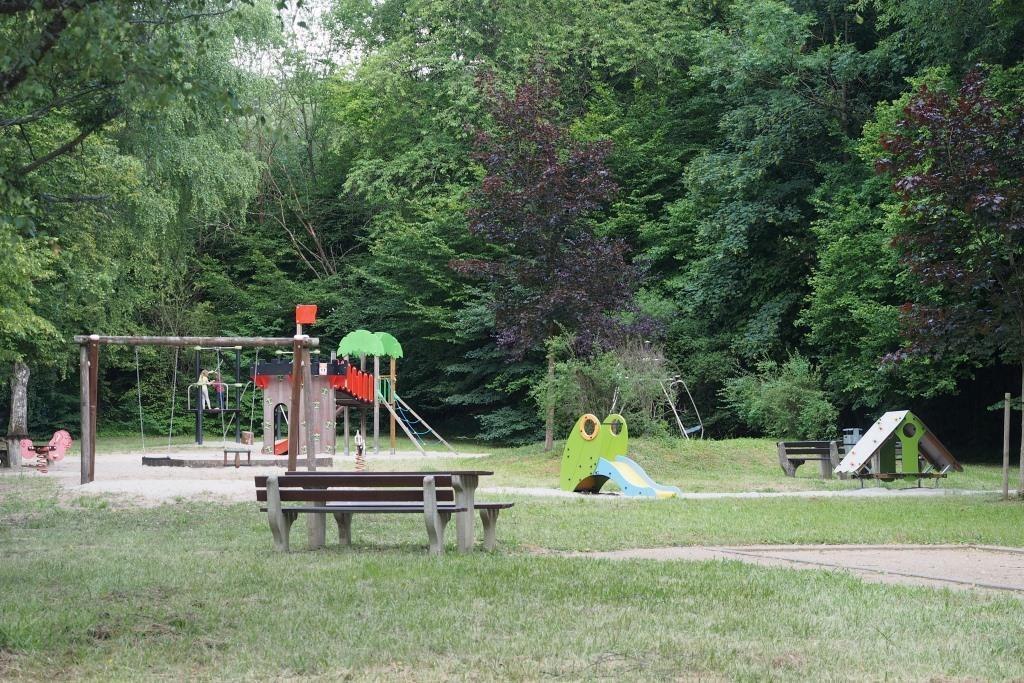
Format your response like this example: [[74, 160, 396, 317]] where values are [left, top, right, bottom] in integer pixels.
[[191, 345, 243, 445], [661, 375, 704, 439]]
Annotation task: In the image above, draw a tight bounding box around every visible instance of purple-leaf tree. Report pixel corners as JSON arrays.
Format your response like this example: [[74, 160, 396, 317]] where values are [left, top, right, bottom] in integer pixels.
[[877, 69, 1024, 482], [452, 66, 644, 449]]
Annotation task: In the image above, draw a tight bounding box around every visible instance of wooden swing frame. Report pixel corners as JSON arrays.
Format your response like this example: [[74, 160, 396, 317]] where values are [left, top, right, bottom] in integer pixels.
[[74, 334, 321, 484]]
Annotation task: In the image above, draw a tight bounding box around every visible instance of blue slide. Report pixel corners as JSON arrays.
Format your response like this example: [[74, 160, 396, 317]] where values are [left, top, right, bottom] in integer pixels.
[[594, 455, 682, 499]]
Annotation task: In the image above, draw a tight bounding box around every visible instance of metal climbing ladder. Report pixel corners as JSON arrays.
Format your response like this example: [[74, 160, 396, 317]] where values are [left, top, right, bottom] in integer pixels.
[[377, 385, 457, 456]]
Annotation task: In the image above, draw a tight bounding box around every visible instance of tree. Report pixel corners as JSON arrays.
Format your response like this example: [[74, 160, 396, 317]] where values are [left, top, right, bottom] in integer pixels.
[[453, 67, 642, 449], [654, 0, 897, 432], [877, 67, 1024, 471], [0, 0, 274, 451]]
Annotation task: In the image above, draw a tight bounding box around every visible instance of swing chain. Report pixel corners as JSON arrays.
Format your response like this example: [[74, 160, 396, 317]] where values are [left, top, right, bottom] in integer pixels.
[[167, 347, 179, 456], [134, 346, 146, 454]]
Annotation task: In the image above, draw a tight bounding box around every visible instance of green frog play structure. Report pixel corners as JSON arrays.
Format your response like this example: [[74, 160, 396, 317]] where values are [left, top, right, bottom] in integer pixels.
[[559, 414, 681, 498]]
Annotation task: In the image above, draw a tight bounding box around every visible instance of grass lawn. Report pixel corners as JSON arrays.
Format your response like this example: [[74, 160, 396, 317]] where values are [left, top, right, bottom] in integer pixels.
[[429, 437, 1009, 492], [2, 474, 1023, 681]]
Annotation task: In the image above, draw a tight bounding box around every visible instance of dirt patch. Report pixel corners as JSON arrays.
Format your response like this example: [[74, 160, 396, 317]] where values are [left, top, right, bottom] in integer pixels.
[[0, 649, 24, 680], [568, 544, 1024, 594]]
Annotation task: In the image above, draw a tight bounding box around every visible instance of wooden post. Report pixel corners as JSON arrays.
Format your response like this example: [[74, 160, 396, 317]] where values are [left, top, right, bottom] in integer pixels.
[[390, 357, 397, 454], [286, 337, 302, 472], [359, 354, 366, 451], [87, 340, 98, 483], [777, 442, 795, 477], [343, 406, 350, 457], [266, 476, 289, 552], [1003, 392, 1011, 501], [373, 355, 380, 456], [79, 344, 91, 484], [300, 336, 325, 549], [301, 338, 317, 471]]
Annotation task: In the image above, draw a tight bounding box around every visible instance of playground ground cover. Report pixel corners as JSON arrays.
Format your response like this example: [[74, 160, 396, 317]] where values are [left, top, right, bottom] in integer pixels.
[[3, 437, 1021, 680]]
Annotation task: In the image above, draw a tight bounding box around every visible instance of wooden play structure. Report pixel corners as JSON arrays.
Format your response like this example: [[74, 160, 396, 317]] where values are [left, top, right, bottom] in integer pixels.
[[835, 410, 962, 485], [72, 306, 461, 485], [252, 356, 375, 457], [74, 327, 321, 484], [334, 328, 455, 457]]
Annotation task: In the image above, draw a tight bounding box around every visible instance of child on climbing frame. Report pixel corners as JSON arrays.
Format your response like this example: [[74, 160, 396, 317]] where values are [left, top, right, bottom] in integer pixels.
[[213, 371, 226, 410], [198, 369, 212, 410]]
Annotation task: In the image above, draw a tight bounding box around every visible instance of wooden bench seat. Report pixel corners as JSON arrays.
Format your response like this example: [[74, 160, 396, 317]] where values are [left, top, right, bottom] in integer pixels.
[[255, 472, 512, 553], [777, 441, 842, 479]]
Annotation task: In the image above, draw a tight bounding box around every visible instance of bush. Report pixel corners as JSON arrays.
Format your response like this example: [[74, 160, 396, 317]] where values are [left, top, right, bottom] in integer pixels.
[[533, 338, 688, 438], [722, 354, 837, 439]]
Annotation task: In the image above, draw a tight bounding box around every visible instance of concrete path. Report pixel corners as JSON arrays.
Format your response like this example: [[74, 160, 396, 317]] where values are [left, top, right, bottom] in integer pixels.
[[568, 544, 1024, 594], [480, 485, 996, 500]]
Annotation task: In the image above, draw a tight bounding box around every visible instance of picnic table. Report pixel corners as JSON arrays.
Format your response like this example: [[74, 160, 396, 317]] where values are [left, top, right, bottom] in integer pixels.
[[255, 470, 507, 553]]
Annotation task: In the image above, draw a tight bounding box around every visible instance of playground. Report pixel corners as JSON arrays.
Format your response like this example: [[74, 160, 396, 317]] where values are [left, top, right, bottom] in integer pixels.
[[1, 310, 1023, 680], [2, 436, 1024, 680], [7, 0, 1024, 678]]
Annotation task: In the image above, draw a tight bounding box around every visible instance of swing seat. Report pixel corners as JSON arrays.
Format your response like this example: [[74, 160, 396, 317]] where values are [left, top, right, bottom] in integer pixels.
[[683, 425, 702, 436]]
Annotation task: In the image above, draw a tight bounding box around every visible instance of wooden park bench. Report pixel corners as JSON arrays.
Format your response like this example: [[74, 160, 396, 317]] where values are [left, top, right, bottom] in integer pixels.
[[255, 472, 512, 554], [777, 440, 843, 479]]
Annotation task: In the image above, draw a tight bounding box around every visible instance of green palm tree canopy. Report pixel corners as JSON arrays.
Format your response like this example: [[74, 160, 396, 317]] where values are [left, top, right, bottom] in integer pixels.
[[338, 329, 385, 357], [374, 332, 404, 359]]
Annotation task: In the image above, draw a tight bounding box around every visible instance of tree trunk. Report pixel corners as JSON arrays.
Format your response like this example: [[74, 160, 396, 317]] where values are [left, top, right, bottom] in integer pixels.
[[544, 348, 555, 451], [4, 361, 29, 468]]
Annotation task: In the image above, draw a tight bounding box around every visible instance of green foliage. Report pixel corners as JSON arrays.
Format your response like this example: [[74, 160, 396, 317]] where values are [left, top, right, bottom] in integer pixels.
[[533, 338, 677, 438], [722, 354, 838, 439], [4, 0, 1024, 443]]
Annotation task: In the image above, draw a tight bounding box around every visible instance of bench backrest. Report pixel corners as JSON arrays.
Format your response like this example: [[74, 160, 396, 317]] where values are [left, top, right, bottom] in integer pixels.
[[255, 473, 456, 503], [778, 441, 842, 457]]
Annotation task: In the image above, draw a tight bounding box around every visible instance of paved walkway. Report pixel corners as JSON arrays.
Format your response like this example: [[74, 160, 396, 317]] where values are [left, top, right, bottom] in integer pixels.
[[480, 485, 995, 500], [568, 544, 1024, 593]]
